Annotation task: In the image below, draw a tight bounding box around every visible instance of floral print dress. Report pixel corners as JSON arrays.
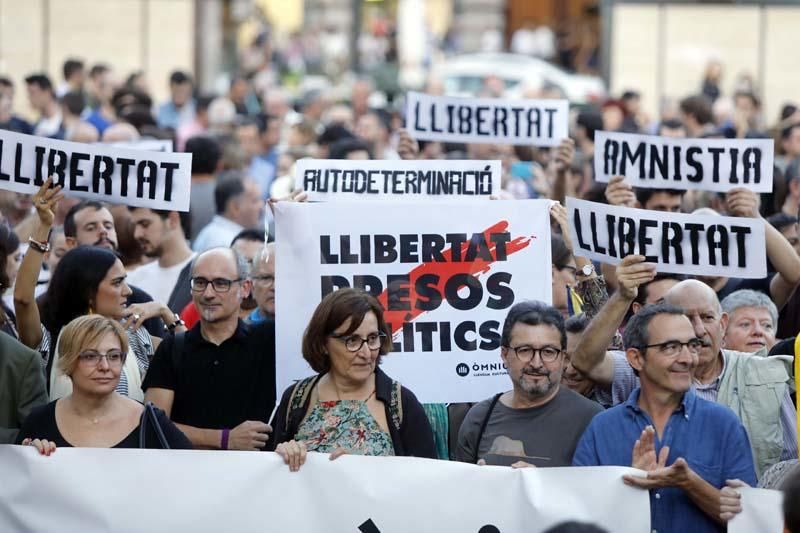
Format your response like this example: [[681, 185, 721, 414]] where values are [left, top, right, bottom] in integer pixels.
[[294, 400, 395, 456]]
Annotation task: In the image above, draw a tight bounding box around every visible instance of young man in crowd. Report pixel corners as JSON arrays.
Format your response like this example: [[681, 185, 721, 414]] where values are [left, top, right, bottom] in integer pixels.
[[192, 172, 262, 253], [127, 207, 195, 315], [25, 73, 63, 138]]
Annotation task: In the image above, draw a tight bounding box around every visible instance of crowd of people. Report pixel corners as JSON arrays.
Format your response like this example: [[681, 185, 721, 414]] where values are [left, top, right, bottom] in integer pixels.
[[0, 49, 800, 533]]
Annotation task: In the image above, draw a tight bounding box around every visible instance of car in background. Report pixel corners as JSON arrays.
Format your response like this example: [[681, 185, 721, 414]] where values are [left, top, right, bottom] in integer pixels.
[[436, 53, 606, 105]]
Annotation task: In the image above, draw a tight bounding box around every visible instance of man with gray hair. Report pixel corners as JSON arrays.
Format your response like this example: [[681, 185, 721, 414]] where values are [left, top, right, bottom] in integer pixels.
[[248, 243, 275, 324], [663, 279, 795, 478], [144, 247, 277, 451], [456, 301, 602, 467], [721, 289, 779, 354]]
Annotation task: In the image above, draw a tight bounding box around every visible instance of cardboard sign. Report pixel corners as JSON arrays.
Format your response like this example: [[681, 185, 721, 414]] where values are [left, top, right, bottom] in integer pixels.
[[0, 446, 652, 533], [594, 131, 774, 193], [0, 129, 191, 211], [295, 159, 502, 201], [275, 200, 553, 403], [406, 91, 569, 146], [566, 197, 766, 278]]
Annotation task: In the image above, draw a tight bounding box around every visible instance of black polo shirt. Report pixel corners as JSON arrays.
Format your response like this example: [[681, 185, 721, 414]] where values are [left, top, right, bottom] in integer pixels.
[[142, 320, 276, 430]]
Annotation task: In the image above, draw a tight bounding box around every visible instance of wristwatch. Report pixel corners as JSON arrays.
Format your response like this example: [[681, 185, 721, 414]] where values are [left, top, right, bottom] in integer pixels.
[[579, 264, 595, 277]]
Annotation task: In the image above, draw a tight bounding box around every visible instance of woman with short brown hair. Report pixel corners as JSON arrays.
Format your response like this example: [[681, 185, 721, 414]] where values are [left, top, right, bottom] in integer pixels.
[[270, 288, 436, 470]]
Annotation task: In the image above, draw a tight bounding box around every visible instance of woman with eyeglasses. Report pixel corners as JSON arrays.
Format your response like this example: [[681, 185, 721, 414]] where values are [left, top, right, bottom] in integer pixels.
[[14, 179, 179, 401], [270, 288, 436, 471], [17, 315, 190, 454]]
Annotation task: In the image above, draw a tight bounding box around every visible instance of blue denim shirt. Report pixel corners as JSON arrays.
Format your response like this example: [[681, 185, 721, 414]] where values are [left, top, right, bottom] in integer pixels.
[[573, 388, 756, 533]]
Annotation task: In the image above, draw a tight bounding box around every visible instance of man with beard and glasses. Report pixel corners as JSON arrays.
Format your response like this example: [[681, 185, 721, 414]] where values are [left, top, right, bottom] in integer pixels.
[[126, 207, 195, 316], [573, 304, 756, 533], [144, 247, 276, 451], [62, 201, 168, 337], [456, 301, 602, 467]]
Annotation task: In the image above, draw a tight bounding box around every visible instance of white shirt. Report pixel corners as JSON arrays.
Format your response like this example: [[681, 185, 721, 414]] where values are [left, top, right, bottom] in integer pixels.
[[126, 253, 195, 306], [192, 215, 244, 253]]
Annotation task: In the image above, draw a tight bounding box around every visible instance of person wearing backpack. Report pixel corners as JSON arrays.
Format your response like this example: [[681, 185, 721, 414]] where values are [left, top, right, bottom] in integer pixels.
[[270, 288, 436, 470]]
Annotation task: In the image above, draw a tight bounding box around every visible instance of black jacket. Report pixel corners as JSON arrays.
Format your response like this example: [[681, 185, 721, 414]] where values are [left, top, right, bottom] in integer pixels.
[[270, 367, 437, 459]]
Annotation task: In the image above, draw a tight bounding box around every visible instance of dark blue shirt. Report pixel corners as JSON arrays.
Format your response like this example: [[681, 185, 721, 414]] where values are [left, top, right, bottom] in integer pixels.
[[573, 388, 756, 533]]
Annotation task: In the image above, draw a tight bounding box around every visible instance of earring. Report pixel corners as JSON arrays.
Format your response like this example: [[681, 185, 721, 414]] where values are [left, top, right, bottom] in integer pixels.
[[88, 303, 94, 315]]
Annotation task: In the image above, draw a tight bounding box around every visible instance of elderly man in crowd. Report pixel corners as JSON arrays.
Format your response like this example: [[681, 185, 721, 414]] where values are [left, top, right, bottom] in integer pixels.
[[248, 243, 275, 325]]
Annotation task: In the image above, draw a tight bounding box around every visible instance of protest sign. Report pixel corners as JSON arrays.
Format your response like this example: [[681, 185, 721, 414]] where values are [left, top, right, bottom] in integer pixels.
[[406, 91, 568, 146], [0, 129, 191, 211], [274, 200, 552, 403], [107, 139, 174, 152], [0, 446, 651, 532], [594, 131, 774, 193], [295, 159, 502, 201], [729, 487, 784, 533], [566, 197, 766, 278]]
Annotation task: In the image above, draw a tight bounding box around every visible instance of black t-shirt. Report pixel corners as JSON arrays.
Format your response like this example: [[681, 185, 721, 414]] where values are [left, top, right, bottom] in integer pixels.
[[142, 320, 277, 430], [16, 400, 191, 449]]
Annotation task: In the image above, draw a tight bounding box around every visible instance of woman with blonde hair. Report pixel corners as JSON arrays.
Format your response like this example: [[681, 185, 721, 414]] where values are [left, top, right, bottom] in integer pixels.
[[17, 315, 190, 454]]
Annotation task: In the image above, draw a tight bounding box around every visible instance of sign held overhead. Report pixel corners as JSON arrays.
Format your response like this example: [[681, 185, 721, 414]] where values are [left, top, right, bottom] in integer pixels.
[[406, 91, 568, 146], [594, 131, 774, 193]]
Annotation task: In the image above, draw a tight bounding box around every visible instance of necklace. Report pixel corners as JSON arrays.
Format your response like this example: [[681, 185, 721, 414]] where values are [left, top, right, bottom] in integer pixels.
[[330, 378, 375, 402]]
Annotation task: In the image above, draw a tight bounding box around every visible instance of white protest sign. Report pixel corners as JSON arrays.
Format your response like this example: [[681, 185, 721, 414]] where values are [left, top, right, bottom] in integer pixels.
[[275, 200, 552, 403], [0, 129, 191, 211], [566, 197, 766, 278], [0, 446, 650, 533], [594, 131, 774, 193], [295, 159, 502, 201], [107, 139, 174, 152], [406, 91, 568, 146], [729, 487, 783, 533]]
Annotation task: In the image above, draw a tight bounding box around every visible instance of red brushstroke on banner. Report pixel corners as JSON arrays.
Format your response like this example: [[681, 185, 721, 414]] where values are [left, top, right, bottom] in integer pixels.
[[376, 220, 532, 335]]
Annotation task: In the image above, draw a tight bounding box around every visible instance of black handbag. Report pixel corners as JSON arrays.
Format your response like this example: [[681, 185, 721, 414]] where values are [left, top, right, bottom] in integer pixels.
[[139, 401, 171, 449]]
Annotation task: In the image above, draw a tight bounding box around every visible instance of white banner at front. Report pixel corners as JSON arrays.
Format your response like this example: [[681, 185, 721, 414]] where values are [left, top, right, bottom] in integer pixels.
[[0, 446, 650, 532], [274, 200, 552, 403], [406, 91, 569, 146], [294, 159, 502, 201], [0, 129, 191, 211], [566, 197, 767, 278], [729, 487, 783, 533], [594, 131, 774, 193]]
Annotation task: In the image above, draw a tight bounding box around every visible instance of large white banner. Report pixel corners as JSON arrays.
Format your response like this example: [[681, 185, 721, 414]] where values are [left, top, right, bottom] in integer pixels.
[[275, 200, 553, 403], [295, 159, 502, 201], [567, 197, 767, 278], [594, 131, 774, 193], [729, 487, 783, 533], [0, 129, 192, 211], [406, 91, 569, 146], [0, 446, 651, 532]]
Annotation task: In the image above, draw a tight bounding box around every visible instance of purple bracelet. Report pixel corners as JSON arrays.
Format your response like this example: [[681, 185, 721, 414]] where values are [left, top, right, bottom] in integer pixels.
[[221, 428, 230, 450]]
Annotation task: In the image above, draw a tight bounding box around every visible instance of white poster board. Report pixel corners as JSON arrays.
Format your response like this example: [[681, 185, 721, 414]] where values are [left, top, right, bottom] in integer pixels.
[[0, 129, 191, 211], [566, 197, 767, 278], [274, 199, 553, 403], [294, 159, 502, 201], [406, 91, 568, 146], [594, 131, 774, 193]]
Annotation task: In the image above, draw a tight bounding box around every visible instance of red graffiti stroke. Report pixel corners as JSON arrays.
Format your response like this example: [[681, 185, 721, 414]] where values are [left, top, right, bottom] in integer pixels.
[[376, 220, 532, 335]]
